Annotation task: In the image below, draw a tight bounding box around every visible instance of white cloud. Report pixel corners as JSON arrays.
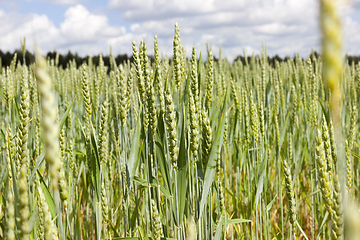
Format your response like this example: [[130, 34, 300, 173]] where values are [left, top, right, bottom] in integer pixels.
[[0, 4, 130, 56], [51, 0, 83, 5], [106, 0, 360, 59], [0, 1, 359, 60], [0, 11, 60, 53], [60, 4, 124, 42], [106, 0, 323, 59]]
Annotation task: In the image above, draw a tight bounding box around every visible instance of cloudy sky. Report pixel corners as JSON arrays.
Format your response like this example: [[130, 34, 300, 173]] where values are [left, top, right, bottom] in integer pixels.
[[0, 0, 359, 60]]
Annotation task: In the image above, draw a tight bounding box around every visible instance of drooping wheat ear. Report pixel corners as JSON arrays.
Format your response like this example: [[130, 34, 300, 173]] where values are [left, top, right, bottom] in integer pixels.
[[315, 128, 334, 216], [173, 22, 182, 89], [18, 165, 30, 240], [5, 181, 15, 240], [322, 116, 333, 177], [201, 109, 212, 169], [283, 158, 297, 231], [165, 87, 178, 168], [151, 199, 162, 240], [189, 90, 199, 161], [249, 91, 259, 144], [320, 0, 343, 126], [17, 65, 30, 177], [35, 50, 61, 191]]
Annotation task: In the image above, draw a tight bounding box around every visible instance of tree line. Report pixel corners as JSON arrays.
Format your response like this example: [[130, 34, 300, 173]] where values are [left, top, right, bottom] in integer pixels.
[[0, 49, 359, 70], [0, 50, 130, 69]]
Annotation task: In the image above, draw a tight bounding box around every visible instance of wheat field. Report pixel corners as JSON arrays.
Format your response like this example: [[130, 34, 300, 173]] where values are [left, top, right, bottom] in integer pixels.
[[1, 0, 360, 239]]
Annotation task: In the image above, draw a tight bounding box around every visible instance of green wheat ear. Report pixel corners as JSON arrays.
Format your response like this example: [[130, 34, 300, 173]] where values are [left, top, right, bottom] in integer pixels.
[[283, 158, 296, 233], [81, 64, 92, 139], [205, 51, 214, 110], [18, 165, 30, 240], [99, 99, 109, 167], [189, 90, 199, 160], [5, 182, 15, 240], [165, 87, 178, 168], [249, 91, 259, 144], [201, 109, 212, 169], [35, 49, 61, 191], [173, 22, 182, 89], [320, 0, 343, 123], [316, 128, 334, 222], [151, 199, 162, 240], [17, 65, 30, 176], [38, 184, 59, 240]]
